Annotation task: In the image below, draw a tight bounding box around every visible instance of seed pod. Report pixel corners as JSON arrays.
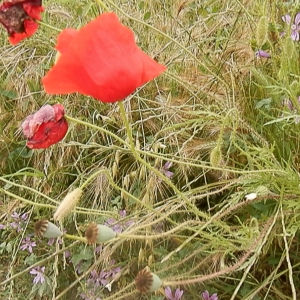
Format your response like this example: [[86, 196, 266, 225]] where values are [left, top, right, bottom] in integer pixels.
[[85, 223, 116, 244], [135, 267, 162, 293], [34, 219, 62, 238]]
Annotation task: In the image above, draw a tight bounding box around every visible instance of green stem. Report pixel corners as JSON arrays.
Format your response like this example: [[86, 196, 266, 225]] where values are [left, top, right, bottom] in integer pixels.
[[0, 242, 79, 286], [117, 102, 203, 212], [65, 115, 130, 147], [0, 188, 55, 209], [93, 0, 110, 11], [64, 233, 87, 243], [37, 20, 62, 32]]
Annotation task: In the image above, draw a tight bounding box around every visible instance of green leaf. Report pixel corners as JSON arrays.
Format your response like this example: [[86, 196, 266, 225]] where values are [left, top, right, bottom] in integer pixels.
[[0, 90, 17, 99], [144, 11, 151, 20]]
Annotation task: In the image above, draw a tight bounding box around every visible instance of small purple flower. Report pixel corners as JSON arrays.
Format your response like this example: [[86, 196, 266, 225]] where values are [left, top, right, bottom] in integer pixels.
[[104, 210, 134, 233], [165, 287, 184, 300], [30, 266, 45, 284], [0, 224, 6, 230], [282, 13, 300, 41], [95, 245, 102, 254], [255, 50, 271, 58], [202, 290, 218, 300], [64, 250, 71, 258], [75, 261, 84, 274], [10, 212, 28, 232], [282, 96, 300, 123], [88, 270, 109, 287], [105, 260, 121, 278], [161, 162, 174, 179], [20, 236, 36, 253]]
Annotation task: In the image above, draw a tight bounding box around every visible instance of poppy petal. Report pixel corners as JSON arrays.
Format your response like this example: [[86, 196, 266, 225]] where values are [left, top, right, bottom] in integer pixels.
[[9, 23, 37, 45], [26, 118, 68, 149], [23, 1, 43, 20], [0, 0, 43, 45], [42, 13, 166, 103], [55, 28, 78, 54]]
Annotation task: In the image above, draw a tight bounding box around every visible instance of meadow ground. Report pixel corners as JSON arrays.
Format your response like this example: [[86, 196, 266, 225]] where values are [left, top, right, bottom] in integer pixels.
[[1, 0, 300, 299]]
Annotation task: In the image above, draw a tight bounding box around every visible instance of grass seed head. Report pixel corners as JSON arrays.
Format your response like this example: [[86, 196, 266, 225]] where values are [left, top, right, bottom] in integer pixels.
[[53, 188, 83, 221]]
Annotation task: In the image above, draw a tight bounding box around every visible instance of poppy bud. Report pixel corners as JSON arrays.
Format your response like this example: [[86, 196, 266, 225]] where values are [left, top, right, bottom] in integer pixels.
[[135, 267, 162, 293], [34, 219, 62, 238], [54, 188, 83, 221], [210, 145, 222, 168], [85, 223, 116, 244]]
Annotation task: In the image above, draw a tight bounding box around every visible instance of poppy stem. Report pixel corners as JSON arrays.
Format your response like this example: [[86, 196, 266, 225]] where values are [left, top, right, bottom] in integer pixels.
[[0, 187, 55, 209], [94, 0, 110, 11], [64, 115, 130, 147], [64, 233, 87, 243], [118, 102, 136, 152], [36, 20, 62, 32]]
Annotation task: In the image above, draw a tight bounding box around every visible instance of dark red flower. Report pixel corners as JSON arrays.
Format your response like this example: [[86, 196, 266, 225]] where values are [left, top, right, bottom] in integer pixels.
[[42, 12, 166, 103], [21, 104, 68, 149], [0, 0, 44, 45]]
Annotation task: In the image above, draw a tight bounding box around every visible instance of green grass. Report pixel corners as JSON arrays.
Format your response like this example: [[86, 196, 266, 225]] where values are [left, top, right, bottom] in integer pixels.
[[1, 0, 300, 299]]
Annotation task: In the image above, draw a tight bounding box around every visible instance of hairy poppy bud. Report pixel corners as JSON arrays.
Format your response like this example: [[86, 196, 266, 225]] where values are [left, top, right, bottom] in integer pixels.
[[54, 188, 83, 221]]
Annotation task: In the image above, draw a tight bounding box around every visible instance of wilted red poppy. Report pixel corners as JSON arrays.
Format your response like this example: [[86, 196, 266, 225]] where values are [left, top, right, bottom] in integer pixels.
[[21, 104, 68, 149], [0, 0, 44, 45], [42, 12, 166, 103]]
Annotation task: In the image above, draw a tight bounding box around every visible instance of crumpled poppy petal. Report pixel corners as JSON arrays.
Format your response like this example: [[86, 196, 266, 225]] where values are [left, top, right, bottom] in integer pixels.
[[23, 1, 43, 20], [9, 19, 38, 44], [42, 12, 166, 103], [22, 104, 55, 138], [0, 0, 43, 45], [22, 104, 68, 149], [26, 118, 68, 149]]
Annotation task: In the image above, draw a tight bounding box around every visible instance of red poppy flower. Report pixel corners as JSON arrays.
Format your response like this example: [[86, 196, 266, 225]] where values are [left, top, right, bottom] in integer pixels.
[[21, 104, 68, 149], [0, 0, 44, 45], [42, 12, 166, 103]]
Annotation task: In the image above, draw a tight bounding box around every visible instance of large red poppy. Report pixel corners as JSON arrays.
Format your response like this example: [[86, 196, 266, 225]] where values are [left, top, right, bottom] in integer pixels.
[[21, 104, 68, 149], [0, 0, 44, 45], [42, 13, 166, 103]]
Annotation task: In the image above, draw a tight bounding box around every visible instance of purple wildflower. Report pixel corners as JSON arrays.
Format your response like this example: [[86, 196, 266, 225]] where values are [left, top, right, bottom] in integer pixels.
[[30, 266, 45, 284], [105, 260, 121, 278], [104, 210, 134, 233], [282, 13, 300, 41], [64, 250, 71, 258], [0, 224, 6, 230], [165, 287, 184, 300], [255, 50, 271, 58], [95, 245, 102, 254], [10, 212, 28, 232], [202, 290, 218, 300], [161, 162, 174, 179], [20, 236, 36, 253], [282, 96, 300, 123], [88, 270, 109, 287]]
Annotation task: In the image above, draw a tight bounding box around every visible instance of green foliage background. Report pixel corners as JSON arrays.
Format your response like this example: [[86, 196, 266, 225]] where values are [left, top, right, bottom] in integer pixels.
[[1, 0, 300, 299]]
